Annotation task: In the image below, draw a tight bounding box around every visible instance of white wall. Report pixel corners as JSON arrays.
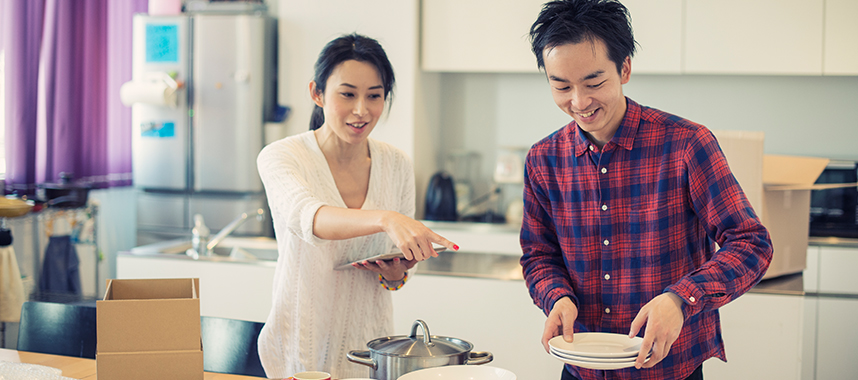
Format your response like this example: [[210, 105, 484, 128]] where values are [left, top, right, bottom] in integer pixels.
[[438, 73, 858, 191], [276, 0, 420, 158]]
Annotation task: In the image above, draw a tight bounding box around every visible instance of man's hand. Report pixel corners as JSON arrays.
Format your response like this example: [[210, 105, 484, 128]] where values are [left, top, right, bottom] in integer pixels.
[[541, 297, 578, 352], [628, 292, 685, 369]]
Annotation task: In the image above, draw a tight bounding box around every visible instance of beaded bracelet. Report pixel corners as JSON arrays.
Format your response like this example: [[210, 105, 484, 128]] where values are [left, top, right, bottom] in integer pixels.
[[379, 271, 409, 291]]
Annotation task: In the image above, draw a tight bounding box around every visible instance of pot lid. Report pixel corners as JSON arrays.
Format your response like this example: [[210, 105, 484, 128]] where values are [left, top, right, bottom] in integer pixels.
[[368, 320, 473, 357]]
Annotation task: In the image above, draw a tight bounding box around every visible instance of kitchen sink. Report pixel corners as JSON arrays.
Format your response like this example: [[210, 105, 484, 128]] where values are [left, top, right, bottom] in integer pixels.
[[130, 236, 279, 261]]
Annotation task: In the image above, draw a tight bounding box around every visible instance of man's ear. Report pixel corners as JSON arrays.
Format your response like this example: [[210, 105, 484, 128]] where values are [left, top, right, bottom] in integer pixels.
[[620, 56, 631, 84]]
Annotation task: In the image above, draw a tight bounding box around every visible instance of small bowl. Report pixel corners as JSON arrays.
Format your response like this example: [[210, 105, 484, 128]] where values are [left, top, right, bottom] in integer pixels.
[[398, 365, 516, 380]]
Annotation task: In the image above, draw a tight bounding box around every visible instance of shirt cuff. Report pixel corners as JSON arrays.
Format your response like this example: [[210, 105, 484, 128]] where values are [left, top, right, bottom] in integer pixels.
[[665, 281, 705, 320]]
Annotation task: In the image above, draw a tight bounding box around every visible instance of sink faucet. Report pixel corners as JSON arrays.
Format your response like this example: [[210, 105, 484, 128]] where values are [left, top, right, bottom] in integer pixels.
[[186, 209, 264, 259], [205, 208, 265, 253]]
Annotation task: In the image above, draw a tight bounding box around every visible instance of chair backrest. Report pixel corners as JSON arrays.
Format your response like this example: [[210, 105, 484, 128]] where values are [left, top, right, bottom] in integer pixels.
[[200, 316, 266, 377], [17, 301, 97, 359]]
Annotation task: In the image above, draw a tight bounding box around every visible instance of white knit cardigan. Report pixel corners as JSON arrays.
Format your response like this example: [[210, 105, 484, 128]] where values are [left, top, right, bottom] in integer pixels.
[[256, 131, 415, 379]]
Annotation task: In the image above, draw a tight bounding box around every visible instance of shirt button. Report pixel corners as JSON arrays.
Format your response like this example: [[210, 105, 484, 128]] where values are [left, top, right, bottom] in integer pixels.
[[605, 308, 611, 314], [603, 239, 609, 246], [604, 273, 610, 280], [689, 296, 696, 303], [601, 204, 608, 211], [601, 167, 607, 174], [589, 145, 594, 151]]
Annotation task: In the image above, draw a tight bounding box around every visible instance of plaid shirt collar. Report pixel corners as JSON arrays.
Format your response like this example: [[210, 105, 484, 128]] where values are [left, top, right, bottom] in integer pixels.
[[572, 97, 640, 157]]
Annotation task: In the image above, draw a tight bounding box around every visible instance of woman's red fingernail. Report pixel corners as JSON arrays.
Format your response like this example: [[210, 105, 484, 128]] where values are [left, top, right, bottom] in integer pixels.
[[453, 245, 460, 251]]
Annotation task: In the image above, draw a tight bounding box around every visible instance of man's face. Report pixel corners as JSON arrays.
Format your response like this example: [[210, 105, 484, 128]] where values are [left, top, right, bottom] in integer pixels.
[[542, 38, 630, 144]]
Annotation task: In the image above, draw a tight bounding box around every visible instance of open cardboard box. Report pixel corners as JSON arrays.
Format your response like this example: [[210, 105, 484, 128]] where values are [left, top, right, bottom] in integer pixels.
[[713, 131, 856, 279], [97, 278, 203, 380]]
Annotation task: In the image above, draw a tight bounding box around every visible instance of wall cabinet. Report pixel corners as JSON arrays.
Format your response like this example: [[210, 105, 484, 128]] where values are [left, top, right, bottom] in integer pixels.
[[421, 0, 682, 74], [421, 0, 543, 73], [623, 0, 683, 74], [422, 0, 856, 76], [824, 0, 858, 75], [684, 0, 824, 75]]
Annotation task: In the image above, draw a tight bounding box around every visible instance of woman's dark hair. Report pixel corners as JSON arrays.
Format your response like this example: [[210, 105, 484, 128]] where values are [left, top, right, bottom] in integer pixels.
[[309, 33, 396, 131], [529, 0, 636, 74]]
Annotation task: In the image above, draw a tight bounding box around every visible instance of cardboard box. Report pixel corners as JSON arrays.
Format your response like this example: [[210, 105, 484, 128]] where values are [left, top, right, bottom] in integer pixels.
[[713, 131, 856, 279], [97, 278, 203, 380]]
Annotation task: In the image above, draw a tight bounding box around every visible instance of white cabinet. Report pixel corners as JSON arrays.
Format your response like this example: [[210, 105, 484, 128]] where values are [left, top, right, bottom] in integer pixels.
[[421, 0, 682, 74], [824, 0, 858, 75], [117, 255, 275, 322], [804, 245, 820, 292], [391, 274, 561, 379], [684, 0, 824, 75], [703, 293, 808, 380], [421, 0, 543, 73], [815, 297, 858, 379], [817, 246, 858, 294], [624, 0, 683, 74], [422, 0, 858, 76]]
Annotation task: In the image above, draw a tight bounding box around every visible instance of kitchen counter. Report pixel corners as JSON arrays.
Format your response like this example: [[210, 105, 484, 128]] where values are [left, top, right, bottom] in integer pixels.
[[415, 250, 811, 297], [809, 236, 858, 248]]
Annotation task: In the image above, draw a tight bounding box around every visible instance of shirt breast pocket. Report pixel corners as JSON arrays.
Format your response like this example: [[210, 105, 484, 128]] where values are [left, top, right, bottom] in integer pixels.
[[626, 204, 663, 266]]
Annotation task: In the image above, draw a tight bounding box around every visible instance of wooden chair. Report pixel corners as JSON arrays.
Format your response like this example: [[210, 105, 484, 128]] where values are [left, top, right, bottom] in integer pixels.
[[200, 316, 266, 377], [16, 301, 97, 359]]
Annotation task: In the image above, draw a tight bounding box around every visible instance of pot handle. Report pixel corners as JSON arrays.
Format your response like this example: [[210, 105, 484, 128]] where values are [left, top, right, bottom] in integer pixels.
[[346, 350, 377, 370], [409, 319, 433, 345], [465, 351, 493, 365]]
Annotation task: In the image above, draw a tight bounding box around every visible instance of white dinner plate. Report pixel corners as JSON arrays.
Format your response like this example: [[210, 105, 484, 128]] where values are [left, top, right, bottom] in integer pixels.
[[550, 347, 650, 363], [549, 333, 642, 358], [549, 350, 649, 370], [397, 365, 516, 380]]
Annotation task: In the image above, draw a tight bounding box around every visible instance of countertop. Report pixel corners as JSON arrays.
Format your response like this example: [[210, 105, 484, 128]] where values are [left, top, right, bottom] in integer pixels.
[[415, 250, 809, 296]]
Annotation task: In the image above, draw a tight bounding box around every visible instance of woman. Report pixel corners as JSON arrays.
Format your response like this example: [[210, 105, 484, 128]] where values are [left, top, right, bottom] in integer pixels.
[[256, 33, 458, 379]]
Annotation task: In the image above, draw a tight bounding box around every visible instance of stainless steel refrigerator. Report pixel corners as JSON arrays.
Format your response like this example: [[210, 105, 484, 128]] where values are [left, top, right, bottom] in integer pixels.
[[122, 6, 276, 244]]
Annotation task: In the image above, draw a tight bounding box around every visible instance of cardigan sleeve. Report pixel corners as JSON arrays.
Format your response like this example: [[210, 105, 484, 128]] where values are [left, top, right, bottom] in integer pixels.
[[257, 138, 329, 247]]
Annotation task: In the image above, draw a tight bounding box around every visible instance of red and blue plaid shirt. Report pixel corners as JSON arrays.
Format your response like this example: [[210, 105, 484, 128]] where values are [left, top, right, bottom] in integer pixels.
[[520, 98, 773, 380]]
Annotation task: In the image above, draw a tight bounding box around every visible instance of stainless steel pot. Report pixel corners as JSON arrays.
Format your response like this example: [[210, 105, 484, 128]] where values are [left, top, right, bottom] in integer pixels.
[[347, 320, 492, 380]]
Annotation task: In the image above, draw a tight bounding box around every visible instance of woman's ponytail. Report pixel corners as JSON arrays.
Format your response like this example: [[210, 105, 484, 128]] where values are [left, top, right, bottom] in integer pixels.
[[309, 105, 325, 130]]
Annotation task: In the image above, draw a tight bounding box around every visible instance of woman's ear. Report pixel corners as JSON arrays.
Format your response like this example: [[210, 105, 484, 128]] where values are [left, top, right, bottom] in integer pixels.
[[309, 81, 324, 108]]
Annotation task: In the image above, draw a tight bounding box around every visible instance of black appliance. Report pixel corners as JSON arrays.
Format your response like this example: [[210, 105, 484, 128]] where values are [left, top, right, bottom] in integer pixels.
[[809, 161, 858, 238], [424, 171, 457, 221]]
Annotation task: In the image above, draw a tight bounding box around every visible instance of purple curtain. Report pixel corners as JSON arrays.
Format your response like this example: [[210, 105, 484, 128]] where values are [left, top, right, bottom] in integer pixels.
[[2, 0, 45, 195], [3, 0, 147, 195]]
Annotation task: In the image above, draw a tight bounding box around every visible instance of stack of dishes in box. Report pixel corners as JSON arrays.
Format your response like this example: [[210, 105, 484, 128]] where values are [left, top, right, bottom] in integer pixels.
[[548, 333, 650, 370]]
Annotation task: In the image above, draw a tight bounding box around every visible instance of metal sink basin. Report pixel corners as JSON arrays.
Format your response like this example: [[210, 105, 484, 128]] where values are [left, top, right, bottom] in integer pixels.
[[130, 236, 279, 262]]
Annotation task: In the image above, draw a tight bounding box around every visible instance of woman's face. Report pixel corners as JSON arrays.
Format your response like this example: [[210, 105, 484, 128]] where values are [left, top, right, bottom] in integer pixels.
[[311, 59, 385, 145]]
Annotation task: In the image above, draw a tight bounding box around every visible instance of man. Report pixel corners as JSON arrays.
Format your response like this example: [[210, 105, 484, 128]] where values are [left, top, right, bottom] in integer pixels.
[[519, 1, 774, 379]]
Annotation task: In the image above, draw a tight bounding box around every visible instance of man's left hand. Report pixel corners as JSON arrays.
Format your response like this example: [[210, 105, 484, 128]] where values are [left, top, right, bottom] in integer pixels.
[[628, 292, 685, 369]]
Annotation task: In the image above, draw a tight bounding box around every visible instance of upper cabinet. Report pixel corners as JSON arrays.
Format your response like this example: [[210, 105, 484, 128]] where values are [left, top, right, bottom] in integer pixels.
[[422, 0, 856, 76], [624, 0, 683, 74], [421, 0, 543, 73], [824, 0, 858, 75], [684, 0, 824, 75]]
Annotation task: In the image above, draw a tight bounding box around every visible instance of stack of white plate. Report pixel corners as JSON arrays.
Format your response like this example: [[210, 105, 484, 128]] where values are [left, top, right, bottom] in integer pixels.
[[548, 333, 650, 370]]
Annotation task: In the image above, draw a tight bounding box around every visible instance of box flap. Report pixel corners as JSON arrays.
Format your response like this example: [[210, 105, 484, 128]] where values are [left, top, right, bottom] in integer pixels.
[[105, 278, 199, 300], [763, 155, 829, 186]]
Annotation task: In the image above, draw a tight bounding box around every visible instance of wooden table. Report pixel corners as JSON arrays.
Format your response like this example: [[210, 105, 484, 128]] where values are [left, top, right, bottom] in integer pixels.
[[0, 348, 269, 379]]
